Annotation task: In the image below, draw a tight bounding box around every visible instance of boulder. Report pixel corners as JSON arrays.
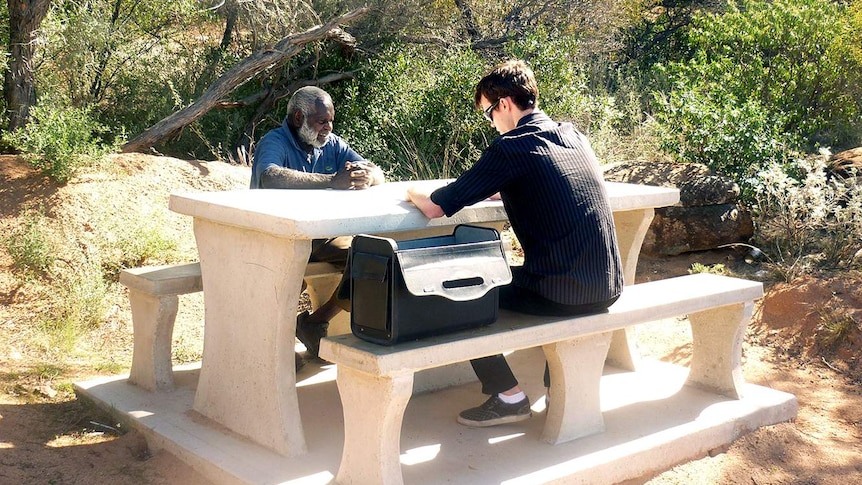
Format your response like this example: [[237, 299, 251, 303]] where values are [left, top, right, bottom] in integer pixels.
[[829, 147, 862, 179], [603, 161, 739, 206], [642, 204, 754, 256], [603, 161, 753, 256]]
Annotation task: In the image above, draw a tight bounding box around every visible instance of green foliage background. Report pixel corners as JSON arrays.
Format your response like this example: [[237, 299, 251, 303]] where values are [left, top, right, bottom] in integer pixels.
[[1, 0, 859, 184]]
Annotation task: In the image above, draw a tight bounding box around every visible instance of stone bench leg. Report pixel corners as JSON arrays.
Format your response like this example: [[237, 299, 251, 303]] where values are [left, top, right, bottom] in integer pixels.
[[687, 301, 752, 399], [607, 208, 655, 372], [334, 367, 414, 485], [541, 331, 613, 444], [127, 289, 178, 392]]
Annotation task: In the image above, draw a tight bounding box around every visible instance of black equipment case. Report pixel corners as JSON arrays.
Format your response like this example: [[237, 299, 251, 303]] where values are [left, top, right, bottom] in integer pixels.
[[349, 224, 512, 345]]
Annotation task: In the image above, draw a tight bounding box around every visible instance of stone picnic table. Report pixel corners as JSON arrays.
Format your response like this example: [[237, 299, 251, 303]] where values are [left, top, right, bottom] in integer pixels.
[[167, 179, 680, 457]]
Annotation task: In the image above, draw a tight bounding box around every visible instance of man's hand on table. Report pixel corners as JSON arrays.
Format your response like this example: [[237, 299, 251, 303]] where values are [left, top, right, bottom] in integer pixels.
[[329, 161, 385, 190], [358, 161, 386, 186]]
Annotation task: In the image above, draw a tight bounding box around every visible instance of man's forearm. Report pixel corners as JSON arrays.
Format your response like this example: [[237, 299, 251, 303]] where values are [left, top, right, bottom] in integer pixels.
[[406, 187, 445, 218], [260, 166, 333, 189]]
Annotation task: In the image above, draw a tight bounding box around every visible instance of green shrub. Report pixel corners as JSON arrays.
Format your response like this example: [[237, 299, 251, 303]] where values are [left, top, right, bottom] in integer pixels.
[[816, 307, 858, 352], [652, 0, 862, 185], [57, 264, 113, 331], [688, 262, 728, 275], [34, 260, 115, 353], [335, 46, 489, 180], [509, 29, 664, 164], [3, 211, 55, 277], [653, 90, 799, 185], [3, 103, 121, 183], [6, 185, 180, 351], [333, 32, 658, 180], [96, 210, 177, 282], [37, 1, 211, 140]]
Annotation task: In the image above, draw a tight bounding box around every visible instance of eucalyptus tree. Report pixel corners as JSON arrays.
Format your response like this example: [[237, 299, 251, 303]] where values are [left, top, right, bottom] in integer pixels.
[[119, 0, 457, 157], [5, 0, 51, 131], [37, 1, 206, 126]]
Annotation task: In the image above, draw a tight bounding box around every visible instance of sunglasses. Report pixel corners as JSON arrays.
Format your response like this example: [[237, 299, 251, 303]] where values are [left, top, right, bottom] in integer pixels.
[[482, 99, 501, 122]]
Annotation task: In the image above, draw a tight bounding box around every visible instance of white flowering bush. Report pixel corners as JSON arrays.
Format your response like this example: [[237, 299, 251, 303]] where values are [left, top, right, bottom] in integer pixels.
[[750, 156, 862, 280]]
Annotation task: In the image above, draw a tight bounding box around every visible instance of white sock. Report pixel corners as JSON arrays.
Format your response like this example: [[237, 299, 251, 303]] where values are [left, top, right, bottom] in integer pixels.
[[498, 391, 526, 404]]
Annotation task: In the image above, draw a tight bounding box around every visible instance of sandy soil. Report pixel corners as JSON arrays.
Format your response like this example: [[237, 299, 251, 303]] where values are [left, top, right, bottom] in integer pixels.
[[0, 154, 860, 484]]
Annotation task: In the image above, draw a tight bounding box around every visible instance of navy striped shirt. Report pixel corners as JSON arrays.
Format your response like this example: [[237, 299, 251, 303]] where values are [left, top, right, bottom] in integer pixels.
[[431, 111, 623, 305]]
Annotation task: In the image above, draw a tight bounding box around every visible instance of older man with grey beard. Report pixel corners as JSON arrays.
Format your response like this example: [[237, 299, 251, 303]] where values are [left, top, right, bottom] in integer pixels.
[[250, 86, 385, 368]]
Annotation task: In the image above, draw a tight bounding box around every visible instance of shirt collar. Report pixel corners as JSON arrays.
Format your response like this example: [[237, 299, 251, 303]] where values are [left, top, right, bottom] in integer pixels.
[[515, 110, 549, 127]]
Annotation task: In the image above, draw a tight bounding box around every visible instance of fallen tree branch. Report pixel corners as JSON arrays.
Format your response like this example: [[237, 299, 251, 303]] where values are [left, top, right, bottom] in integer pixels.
[[216, 71, 356, 109], [121, 7, 368, 154]]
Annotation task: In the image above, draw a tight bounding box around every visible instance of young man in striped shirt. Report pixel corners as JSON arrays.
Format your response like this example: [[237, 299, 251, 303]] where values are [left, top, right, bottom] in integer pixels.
[[407, 60, 623, 427]]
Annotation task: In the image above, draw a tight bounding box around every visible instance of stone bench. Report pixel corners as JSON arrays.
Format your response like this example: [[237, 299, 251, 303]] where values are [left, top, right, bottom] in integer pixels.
[[120, 261, 343, 392], [319, 273, 763, 485]]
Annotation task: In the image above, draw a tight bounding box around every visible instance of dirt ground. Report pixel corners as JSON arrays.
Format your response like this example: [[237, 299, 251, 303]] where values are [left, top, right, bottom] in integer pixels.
[[0, 154, 860, 484]]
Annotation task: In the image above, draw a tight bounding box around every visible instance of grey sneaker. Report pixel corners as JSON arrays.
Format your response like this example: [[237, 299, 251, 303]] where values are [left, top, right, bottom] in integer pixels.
[[457, 395, 532, 427], [296, 311, 328, 358]]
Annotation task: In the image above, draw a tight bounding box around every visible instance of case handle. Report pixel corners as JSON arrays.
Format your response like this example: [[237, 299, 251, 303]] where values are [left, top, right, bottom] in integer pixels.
[[442, 276, 484, 289]]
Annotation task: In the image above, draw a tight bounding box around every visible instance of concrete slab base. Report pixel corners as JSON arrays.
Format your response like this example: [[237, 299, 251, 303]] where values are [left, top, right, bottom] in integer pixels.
[[74, 347, 797, 485]]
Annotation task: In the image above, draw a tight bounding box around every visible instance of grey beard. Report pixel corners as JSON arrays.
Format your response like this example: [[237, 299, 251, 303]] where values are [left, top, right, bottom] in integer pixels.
[[299, 122, 327, 148]]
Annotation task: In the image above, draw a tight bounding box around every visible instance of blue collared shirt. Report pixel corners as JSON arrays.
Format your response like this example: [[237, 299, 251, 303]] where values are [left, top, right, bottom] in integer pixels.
[[250, 119, 365, 188]]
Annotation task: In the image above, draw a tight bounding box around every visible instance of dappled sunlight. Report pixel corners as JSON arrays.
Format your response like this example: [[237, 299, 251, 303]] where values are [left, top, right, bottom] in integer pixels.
[[635, 317, 694, 367], [47, 430, 116, 448], [129, 410, 154, 419], [400, 443, 441, 465], [501, 457, 585, 485], [287, 471, 335, 484], [296, 363, 337, 387], [530, 396, 547, 414], [488, 432, 525, 445]]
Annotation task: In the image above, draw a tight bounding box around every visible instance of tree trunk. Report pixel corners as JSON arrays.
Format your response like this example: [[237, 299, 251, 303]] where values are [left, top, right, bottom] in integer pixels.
[[121, 7, 368, 154], [5, 0, 52, 131]]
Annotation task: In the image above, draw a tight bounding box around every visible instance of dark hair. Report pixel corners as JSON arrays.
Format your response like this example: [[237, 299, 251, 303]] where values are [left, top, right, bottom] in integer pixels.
[[473, 60, 538, 111]]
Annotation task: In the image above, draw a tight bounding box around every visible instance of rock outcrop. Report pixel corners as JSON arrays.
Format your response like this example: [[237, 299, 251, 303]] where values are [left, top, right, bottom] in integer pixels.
[[828, 147, 862, 180], [603, 161, 753, 256]]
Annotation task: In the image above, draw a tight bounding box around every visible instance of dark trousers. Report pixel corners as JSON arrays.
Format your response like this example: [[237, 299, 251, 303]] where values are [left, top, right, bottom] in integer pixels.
[[309, 236, 352, 268], [470, 283, 619, 395]]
